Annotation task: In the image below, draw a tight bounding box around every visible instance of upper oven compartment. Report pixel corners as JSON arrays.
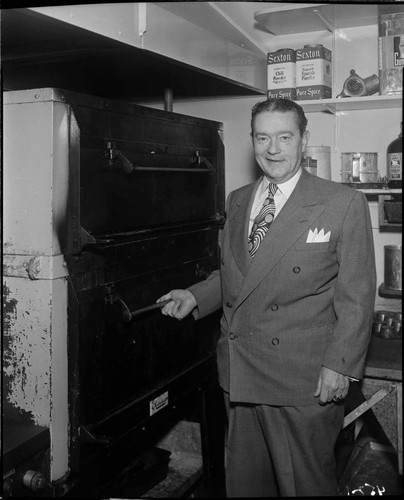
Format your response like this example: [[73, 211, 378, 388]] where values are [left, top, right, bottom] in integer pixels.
[[68, 90, 225, 253]]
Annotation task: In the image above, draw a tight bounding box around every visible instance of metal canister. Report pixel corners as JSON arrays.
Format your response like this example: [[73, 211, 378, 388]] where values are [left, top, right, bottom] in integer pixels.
[[341, 153, 379, 183], [384, 245, 402, 290], [304, 146, 331, 179]]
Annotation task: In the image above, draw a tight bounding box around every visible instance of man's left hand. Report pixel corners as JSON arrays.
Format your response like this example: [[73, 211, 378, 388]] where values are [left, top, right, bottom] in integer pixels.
[[314, 366, 350, 405]]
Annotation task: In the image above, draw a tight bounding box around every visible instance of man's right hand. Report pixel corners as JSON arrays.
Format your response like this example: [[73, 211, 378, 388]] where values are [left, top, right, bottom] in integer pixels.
[[157, 289, 197, 320]]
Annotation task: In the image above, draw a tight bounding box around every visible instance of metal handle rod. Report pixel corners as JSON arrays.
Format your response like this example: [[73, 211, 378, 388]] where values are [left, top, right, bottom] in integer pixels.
[[129, 299, 171, 318], [133, 166, 213, 173]]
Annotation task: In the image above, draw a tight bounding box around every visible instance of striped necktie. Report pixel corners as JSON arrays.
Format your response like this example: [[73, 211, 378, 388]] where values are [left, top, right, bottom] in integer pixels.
[[248, 183, 277, 257]]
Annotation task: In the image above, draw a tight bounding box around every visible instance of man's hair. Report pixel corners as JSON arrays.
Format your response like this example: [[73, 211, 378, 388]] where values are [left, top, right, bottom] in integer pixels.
[[251, 99, 308, 137]]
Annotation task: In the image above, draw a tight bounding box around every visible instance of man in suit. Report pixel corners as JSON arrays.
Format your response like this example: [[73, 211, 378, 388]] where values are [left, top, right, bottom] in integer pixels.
[[157, 98, 376, 496]]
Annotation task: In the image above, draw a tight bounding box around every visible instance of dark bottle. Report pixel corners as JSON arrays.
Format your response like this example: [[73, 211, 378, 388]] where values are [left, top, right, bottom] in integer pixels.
[[387, 123, 402, 188]]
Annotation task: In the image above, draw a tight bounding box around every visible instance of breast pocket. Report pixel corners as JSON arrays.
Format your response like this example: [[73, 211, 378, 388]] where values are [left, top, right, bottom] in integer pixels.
[[294, 242, 331, 252]]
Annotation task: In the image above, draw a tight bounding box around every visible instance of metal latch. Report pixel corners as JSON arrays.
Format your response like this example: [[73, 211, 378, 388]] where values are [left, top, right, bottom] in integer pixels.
[[104, 141, 134, 174], [192, 150, 215, 171]]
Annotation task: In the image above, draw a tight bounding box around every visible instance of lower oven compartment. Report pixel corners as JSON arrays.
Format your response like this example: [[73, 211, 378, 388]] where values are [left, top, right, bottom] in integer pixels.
[[66, 225, 224, 493], [74, 264, 220, 430]]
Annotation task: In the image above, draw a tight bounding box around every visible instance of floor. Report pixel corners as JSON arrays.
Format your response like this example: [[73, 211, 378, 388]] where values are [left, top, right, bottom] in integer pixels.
[[139, 414, 403, 497], [81, 414, 402, 498]]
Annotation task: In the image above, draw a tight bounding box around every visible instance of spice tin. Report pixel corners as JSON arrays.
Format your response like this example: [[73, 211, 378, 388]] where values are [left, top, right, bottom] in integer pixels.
[[378, 12, 404, 95], [296, 45, 332, 100], [267, 48, 296, 100]]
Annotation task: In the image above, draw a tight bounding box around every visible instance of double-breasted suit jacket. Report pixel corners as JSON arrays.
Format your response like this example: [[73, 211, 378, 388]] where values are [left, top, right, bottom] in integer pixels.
[[189, 168, 376, 406]]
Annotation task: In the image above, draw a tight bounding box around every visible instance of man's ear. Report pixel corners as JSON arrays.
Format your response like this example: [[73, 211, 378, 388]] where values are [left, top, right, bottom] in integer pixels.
[[302, 130, 310, 154]]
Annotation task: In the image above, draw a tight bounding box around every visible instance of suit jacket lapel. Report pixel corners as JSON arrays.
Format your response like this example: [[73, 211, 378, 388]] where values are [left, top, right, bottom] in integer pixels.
[[235, 170, 325, 309], [228, 180, 260, 276]]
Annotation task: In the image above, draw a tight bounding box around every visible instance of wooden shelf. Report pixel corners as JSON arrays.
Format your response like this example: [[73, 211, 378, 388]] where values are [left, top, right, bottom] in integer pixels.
[[1, 8, 265, 100], [341, 186, 402, 195], [297, 95, 402, 114]]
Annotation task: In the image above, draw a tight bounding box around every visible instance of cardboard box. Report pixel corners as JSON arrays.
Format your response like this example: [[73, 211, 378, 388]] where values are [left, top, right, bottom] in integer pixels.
[[296, 45, 332, 100], [267, 49, 296, 100]]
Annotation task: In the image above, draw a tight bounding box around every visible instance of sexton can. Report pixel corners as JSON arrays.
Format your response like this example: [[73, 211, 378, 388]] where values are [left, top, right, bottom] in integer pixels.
[[267, 48, 296, 100], [378, 12, 404, 95], [296, 45, 332, 100]]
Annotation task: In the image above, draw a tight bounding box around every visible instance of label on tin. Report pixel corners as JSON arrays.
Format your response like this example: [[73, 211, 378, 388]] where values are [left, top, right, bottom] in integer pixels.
[[379, 36, 404, 70], [388, 152, 402, 180], [304, 157, 317, 175], [296, 86, 332, 100], [150, 391, 169, 416], [379, 35, 404, 94], [267, 88, 296, 100]]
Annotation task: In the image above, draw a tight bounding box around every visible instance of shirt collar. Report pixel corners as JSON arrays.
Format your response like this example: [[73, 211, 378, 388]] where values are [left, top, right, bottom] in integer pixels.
[[261, 168, 302, 200]]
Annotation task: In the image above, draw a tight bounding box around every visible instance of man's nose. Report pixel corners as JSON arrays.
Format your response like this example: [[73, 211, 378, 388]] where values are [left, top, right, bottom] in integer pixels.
[[267, 139, 280, 154]]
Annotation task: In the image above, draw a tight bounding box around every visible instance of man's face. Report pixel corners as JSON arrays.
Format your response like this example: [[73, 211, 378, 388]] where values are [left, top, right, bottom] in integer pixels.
[[252, 110, 309, 184]]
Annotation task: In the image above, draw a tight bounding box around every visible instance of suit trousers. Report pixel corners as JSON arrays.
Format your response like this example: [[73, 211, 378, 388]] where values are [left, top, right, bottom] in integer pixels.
[[223, 391, 345, 497]]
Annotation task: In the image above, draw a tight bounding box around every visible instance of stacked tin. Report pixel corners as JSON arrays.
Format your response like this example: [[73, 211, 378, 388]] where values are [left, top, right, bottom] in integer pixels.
[[267, 48, 296, 100], [267, 45, 332, 100], [378, 9, 404, 95]]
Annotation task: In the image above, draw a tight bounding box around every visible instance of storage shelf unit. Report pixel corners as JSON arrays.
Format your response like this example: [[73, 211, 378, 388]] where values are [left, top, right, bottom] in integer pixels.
[[254, 2, 402, 313], [254, 2, 403, 186]]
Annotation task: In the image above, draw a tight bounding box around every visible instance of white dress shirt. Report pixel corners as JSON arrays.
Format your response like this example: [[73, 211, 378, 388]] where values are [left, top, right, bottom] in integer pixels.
[[248, 168, 302, 235]]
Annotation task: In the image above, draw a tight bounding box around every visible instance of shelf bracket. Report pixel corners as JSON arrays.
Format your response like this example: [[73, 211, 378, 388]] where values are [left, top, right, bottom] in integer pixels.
[[312, 9, 334, 33], [138, 2, 147, 48], [321, 103, 336, 115], [333, 111, 341, 154]]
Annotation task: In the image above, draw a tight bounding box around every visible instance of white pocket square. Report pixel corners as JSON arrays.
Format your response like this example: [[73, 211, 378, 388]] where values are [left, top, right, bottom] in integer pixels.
[[306, 228, 331, 243]]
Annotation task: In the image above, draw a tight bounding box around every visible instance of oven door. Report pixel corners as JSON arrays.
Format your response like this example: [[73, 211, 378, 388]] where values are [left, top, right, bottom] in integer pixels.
[[67, 93, 225, 253], [66, 225, 222, 463]]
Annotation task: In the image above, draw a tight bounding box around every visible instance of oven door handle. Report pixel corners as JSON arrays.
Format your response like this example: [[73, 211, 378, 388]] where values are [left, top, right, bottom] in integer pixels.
[[105, 293, 170, 322], [127, 299, 171, 319], [80, 426, 112, 445], [104, 143, 215, 174]]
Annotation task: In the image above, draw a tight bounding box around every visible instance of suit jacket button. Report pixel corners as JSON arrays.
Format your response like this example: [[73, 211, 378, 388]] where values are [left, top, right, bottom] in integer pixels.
[[226, 302, 233, 308], [272, 338, 280, 346], [293, 266, 301, 273], [271, 304, 279, 311], [229, 332, 236, 340]]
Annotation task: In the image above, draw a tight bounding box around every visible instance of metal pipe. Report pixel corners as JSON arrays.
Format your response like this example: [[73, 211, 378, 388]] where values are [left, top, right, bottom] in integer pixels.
[[164, 87, 173, 112]]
